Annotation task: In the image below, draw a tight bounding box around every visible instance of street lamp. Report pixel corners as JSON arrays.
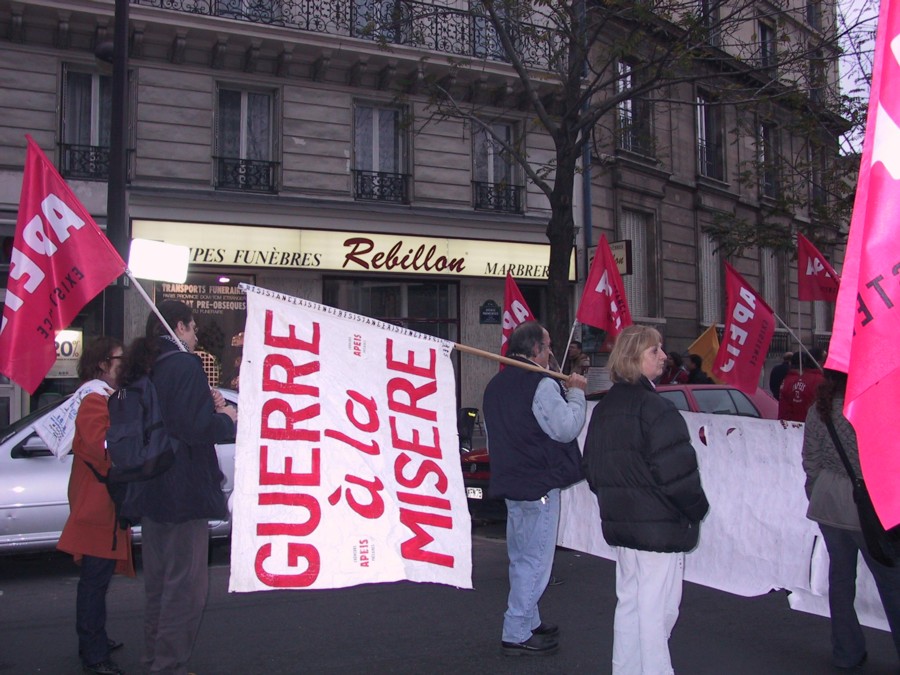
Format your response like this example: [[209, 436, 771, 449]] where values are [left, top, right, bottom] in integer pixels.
[[95, 0, 130, 340]]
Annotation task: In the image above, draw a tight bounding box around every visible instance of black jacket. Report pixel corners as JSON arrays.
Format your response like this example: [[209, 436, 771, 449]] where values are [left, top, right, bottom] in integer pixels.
[[129, 339, 236, 523], [582, 377, 708, 552], [483, 360, 583, 501]]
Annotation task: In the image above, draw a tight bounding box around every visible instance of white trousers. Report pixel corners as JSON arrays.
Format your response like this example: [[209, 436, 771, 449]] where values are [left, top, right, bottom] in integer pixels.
[[612, 548, 684, 675]]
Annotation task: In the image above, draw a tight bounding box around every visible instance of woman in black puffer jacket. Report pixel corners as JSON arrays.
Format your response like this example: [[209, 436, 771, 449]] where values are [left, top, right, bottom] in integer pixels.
[[583, 325, 708, 675]]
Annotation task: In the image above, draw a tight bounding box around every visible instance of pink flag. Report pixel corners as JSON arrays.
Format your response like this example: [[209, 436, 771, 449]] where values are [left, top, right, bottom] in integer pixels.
[[712, 264, 775, 394], [796, 233, 840, 302], [826, 0, 900, 529], [0, 136, 126, 393], [500, 272, 536, 356], [576, 235, 632, 338]]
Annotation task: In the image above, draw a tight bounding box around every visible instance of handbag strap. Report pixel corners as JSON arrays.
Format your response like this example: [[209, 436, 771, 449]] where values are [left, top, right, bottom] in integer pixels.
[[822, 413, 859, 484]]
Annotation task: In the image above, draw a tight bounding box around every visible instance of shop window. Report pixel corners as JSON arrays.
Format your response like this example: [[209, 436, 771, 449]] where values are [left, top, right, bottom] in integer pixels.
[[323, 278, 458, 342], [60, 69, 112, 180], [353, 103, 408, 203], [473, 121, 521, 212], [215, 87, 278, 193]]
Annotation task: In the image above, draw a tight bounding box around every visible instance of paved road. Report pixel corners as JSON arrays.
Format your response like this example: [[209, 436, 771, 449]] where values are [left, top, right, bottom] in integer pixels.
[[0, 521, 897, 674]]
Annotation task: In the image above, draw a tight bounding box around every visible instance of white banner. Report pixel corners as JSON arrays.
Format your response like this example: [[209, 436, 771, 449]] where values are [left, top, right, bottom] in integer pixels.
[[229, 286, 472, 592], [559, 410, 889, 631]]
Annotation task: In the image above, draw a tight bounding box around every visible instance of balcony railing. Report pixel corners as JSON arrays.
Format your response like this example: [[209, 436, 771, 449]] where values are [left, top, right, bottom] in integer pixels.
[[697, 138, 724, 181], [214, 156, 279, 192], [473, 181, 521, 213], [353, 169, 408, 203], [59, 144, 108, 180], [132, 0, 563, 71], [616, 108, 654, 157]]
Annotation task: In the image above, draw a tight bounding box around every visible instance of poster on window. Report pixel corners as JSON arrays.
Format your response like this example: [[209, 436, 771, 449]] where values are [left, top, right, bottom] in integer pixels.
[[155, 273, 252, 390]]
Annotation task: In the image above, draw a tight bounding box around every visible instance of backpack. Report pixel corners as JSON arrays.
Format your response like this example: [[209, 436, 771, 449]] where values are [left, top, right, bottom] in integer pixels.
[[86, 351, 179, 541], [105, 350, 179, 484]]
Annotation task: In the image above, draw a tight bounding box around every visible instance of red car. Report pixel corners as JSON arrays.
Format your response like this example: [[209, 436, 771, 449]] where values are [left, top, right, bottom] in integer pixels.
[[460, 384, 777, 505]]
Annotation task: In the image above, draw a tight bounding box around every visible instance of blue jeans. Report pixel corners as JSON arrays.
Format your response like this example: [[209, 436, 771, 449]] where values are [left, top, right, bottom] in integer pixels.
[[502, 489, 560, 643], [76, 554, 117, 666], [819, 524, 900, 666]]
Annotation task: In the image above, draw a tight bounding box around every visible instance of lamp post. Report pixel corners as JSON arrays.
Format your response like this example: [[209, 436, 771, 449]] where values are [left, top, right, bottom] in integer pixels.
[[99, 0, 130, 339]]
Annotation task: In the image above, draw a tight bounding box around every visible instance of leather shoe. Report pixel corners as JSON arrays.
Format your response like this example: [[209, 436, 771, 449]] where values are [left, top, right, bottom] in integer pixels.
[[107, 639, 124, 652], [501, 634, 559, 656], [82, 658, 124, 674], [532, 622, 559, 637]]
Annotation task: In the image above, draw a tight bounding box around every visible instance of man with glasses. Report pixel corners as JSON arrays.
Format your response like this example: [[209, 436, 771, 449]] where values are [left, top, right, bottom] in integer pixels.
[[483, 321, 587, 656]]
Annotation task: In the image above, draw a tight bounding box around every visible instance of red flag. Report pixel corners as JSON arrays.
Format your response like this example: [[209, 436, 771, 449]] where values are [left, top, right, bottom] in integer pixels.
[[712, 264, 775, 394], [796, 233, 840, 302], [0, 136, 126, 393], [500, 272, 536, 356], [826, 0, 900, 528], [576, 235, 632, 337]]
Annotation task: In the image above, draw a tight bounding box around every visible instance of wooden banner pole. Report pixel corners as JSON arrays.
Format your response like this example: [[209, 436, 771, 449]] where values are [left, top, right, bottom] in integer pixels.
[[453, 342, 569, 382]]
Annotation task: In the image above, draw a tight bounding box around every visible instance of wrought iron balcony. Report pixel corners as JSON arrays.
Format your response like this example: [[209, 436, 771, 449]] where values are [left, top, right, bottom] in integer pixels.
[[132, 0, 563, 71], [214, 156, 279, 192], [616, 108, 654, 157], [59, 143, 110, 180], [353, 169, 408, 203], [697, 138, 724, 181], [473, 181, 521, 213]]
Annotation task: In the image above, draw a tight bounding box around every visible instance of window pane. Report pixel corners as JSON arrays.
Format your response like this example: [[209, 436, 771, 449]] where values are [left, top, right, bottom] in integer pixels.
[[98, 76, 112, 147], [354, 106, 374, 171], [473, 126, 489, 181], [377, 108, 399, 172], [217, 89, 242, 158], [63, 72, 92, 145], [700, 232, 721, 324], [659, 390, 690, 411], [620, 209, 649, 317], [731, 391, 760, 417], [694, 389, 737, 415], [246, 92, 271, 161]]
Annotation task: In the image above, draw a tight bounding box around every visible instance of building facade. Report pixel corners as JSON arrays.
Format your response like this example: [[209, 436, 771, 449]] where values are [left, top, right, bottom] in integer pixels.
[[0, 0, 845, 423]]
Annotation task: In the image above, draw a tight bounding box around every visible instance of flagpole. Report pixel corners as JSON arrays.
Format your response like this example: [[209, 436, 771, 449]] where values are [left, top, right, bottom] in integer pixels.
[[124, 270, 188, 352], [454, 342, 568, 382], [773, 311, 821, 370], [559, 321, 578, 373]]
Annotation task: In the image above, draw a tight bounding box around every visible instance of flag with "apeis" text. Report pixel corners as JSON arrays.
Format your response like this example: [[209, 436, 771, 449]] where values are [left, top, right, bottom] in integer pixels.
[[501, 272, 536, 356], [712, 264, 775, 394], [797, 233, 840, 302], [0, 136, 125, 393], [576, 235, 632, 338]]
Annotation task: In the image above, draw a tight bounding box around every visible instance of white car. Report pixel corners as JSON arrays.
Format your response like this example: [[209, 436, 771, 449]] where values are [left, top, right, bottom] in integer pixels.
[[0, 389, 238, 554]]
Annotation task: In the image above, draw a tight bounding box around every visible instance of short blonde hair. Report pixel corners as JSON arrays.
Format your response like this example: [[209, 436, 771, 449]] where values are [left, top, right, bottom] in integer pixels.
[[608, 325, 663, 384]]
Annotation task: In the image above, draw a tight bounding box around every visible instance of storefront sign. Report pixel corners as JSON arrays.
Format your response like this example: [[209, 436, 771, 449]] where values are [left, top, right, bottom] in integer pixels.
[[47, 329, 82, 379], [587, 239, 632, 277], [132, 220, 575, 281]]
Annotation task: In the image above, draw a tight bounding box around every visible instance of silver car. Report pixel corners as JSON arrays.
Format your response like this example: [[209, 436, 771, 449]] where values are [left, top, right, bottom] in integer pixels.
[[0, 389, 238, 554]]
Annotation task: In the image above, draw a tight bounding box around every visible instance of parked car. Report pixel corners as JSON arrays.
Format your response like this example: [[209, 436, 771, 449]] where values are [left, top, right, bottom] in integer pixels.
[[461, 384, 778, 507], [0, 389, 238, 555]]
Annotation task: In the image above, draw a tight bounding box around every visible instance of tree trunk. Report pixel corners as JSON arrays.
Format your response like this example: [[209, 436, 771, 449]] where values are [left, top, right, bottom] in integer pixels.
[[546, 155, 577, 367]]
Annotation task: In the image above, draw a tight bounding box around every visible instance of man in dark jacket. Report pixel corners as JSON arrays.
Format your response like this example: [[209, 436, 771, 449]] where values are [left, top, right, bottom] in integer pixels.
[[483, 322, 587, 656], [124, 301, 237, 675]]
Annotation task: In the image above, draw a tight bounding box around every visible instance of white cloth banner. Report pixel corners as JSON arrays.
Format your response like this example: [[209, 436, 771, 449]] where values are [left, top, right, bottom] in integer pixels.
[[34, 379, 112, 459], [559, 410, 889, 631], [229, 286, 472, 592]]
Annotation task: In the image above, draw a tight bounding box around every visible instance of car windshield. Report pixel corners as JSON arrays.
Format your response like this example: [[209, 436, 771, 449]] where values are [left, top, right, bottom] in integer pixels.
[[0, 396, 70, 444]]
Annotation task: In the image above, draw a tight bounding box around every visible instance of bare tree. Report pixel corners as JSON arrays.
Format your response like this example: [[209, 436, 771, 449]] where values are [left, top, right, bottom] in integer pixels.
[[416, 0, 870, 354]]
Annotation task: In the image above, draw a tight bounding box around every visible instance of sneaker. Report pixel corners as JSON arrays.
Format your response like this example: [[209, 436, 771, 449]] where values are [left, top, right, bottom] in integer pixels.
[[83, 658, 125, 675]]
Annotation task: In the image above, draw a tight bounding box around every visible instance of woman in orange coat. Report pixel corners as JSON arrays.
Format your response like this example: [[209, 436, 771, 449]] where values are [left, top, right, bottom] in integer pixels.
[[57, 336, 134, 675]]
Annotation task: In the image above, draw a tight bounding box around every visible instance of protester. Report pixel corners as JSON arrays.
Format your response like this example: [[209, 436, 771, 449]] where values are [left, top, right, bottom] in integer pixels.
[[57, 336, 134, 675], [120, 300, 237, 675], [563, 340, 591, 376], [801, 369, 900, 668], [659, 352, 689, 385], [685, 353, 712, 384], [483, 321, 587, 656], [769, 351, 793, 398], [582, 325, 709, 675], [778, 349, 825, 422]]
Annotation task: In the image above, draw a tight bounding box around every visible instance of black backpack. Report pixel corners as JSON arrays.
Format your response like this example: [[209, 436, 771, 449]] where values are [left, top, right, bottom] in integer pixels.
[[86, 351, 179, 543]]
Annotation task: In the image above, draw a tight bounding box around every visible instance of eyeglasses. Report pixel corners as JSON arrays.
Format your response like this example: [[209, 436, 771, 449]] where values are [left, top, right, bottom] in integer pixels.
[[108, 356, 123, 361]]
